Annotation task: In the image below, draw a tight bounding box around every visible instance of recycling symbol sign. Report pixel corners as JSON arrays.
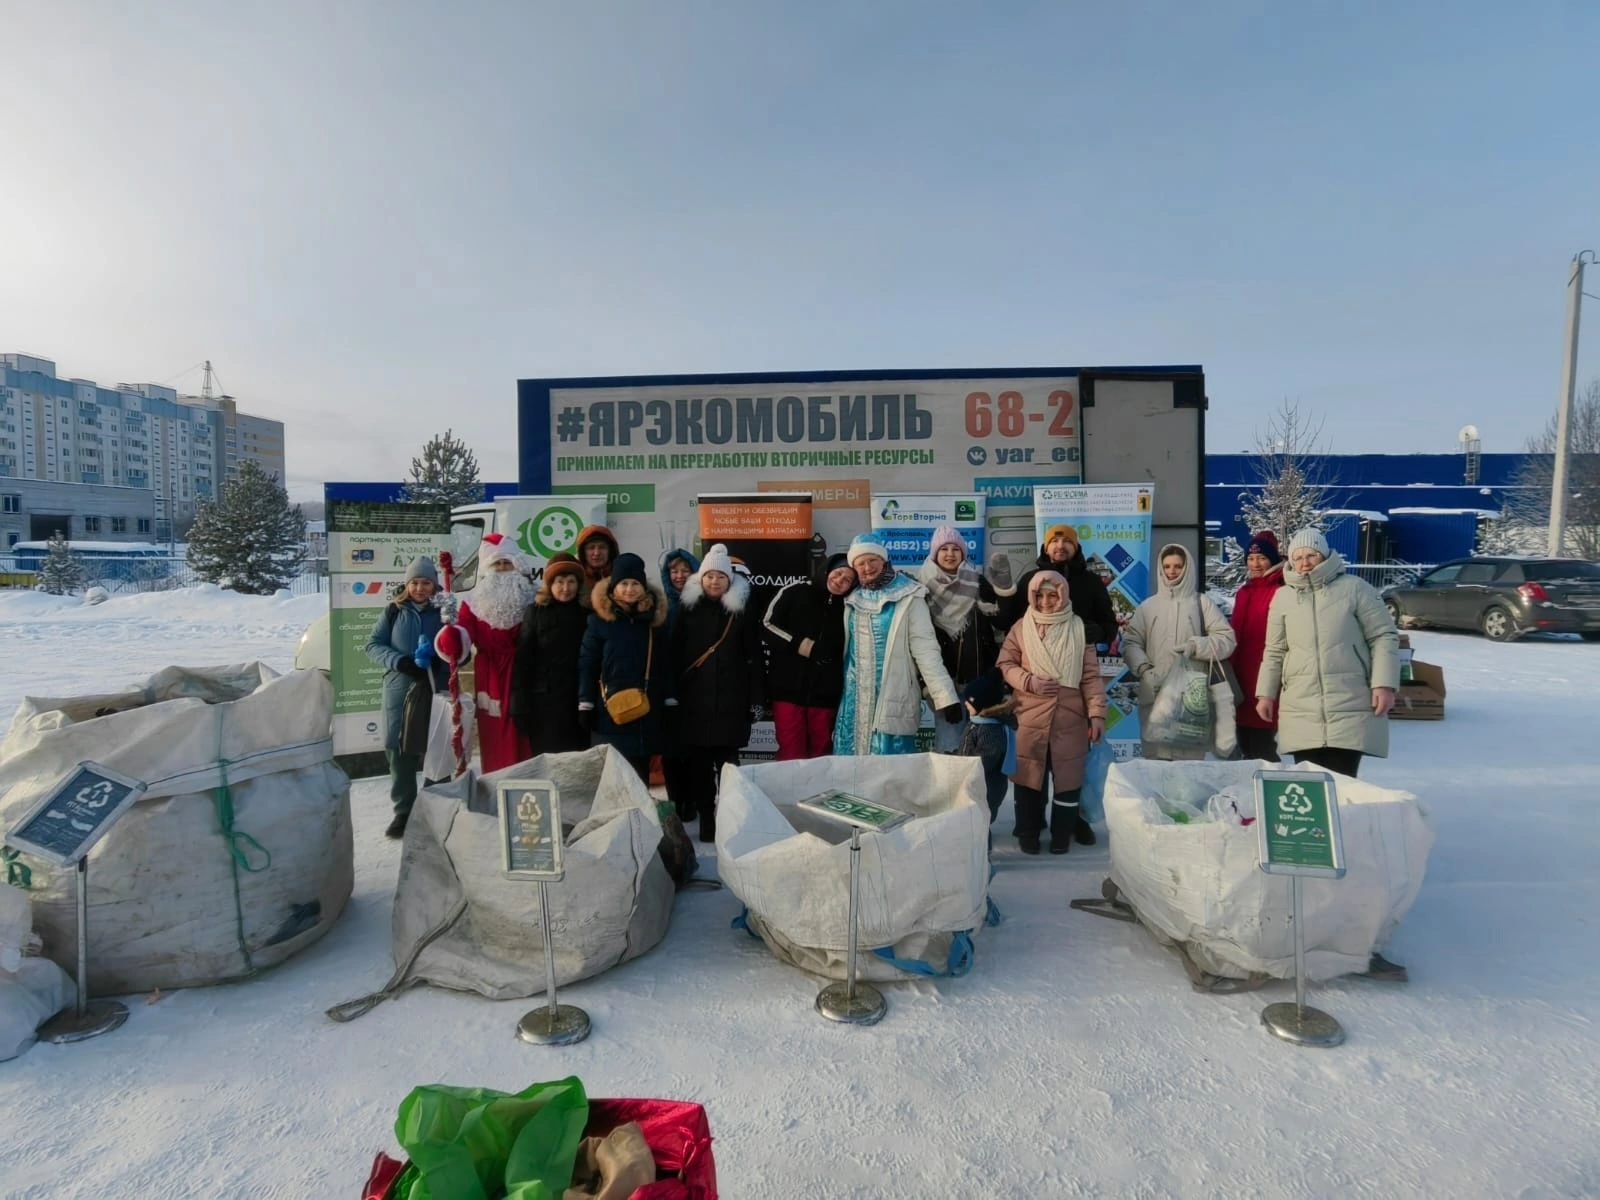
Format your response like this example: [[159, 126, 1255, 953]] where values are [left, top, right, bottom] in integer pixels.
[[518, 506, 583, 560], [1278, 784, 1314, 816]]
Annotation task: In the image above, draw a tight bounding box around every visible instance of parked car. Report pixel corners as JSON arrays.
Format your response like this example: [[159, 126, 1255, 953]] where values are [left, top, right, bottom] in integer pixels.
[[1381, 557, 1600, 642]]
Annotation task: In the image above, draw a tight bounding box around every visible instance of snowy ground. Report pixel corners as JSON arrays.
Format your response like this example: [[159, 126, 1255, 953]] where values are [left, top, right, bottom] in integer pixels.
[[1, 587, 1598, 1198]]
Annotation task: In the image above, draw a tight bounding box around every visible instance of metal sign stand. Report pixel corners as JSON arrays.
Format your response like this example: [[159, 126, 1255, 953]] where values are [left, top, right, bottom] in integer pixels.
[[1259, 873, 1344, 1048], [39, 858, 129, 1043], [815, 826, 888, 1026], [516, 879, 592, 1046], [7, 761, 147, 1045], [497, 778, 590, 1046], [1254, 769, 1346, 1049]]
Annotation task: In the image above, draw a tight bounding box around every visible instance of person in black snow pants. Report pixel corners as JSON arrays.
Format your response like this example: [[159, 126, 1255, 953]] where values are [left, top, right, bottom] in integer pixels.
[[578, 553, 676, 782], [670, 543, 766, 843]]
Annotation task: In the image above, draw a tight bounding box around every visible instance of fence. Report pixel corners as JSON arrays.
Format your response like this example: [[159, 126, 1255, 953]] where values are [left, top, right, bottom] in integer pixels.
[[0, 555, 331, 597]]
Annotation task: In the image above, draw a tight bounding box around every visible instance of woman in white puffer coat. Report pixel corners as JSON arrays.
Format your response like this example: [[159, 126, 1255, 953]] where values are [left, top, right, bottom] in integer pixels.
[[1255, 528, 1399, 778], [1121, 542, 1236, 760]]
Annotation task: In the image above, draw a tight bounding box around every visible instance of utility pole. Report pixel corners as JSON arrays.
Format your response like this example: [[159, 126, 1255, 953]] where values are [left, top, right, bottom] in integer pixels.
[[1549, 252, 1595, 557]]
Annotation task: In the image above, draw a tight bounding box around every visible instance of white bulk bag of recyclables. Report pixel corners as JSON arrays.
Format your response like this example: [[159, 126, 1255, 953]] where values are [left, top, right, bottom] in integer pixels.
[[717, 754, 992, 982], [1105, 759, 1433, 981], [0, 664, 352, 995], [328, 745, 674, 1021]]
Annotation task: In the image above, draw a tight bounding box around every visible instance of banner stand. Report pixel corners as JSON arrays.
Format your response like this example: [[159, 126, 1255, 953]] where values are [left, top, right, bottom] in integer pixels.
[[39, 858, 130, 1043], [498, 780, 591, 1046], [516, 878, 592, 1047], [1254, 769, 1347, 1048], [814, 827, 887, 1027]]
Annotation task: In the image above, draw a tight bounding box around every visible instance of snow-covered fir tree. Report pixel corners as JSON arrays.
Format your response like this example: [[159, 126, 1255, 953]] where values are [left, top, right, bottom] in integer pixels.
[[1235, 401, 1332, 549], [187, 461, 307, 594], [402, 429, 484, 508], [37, 531, 85, 595]]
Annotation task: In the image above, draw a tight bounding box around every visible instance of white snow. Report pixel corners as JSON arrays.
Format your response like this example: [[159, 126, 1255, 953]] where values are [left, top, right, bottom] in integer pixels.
[[2, 588, 1599, 1198]]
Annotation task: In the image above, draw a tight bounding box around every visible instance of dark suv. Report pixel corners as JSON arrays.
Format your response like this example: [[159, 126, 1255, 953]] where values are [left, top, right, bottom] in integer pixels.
[[1381, 557, 1600, 642]]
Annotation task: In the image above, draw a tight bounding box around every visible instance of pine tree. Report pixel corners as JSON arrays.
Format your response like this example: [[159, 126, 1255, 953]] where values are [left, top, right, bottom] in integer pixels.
[[38, 531, 85, 595], [402, 429, 484, 508], [187, 461, 308, 594]]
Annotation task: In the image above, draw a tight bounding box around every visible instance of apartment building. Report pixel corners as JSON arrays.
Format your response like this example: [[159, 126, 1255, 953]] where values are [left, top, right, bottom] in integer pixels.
[[1, 352, 286, 544]]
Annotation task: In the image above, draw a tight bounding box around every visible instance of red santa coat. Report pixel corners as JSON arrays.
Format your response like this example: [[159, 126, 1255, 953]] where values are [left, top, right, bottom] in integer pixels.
[[455, 601, 533, 772]]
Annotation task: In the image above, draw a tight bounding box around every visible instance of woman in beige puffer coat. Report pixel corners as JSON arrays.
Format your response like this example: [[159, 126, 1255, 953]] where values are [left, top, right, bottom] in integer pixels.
[[1121, 543, 1236, 760], [1255, 529, 1399, 778]]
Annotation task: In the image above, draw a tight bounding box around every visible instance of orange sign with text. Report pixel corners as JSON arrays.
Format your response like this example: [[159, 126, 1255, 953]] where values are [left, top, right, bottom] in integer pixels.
[[698, 494, 814, 540]]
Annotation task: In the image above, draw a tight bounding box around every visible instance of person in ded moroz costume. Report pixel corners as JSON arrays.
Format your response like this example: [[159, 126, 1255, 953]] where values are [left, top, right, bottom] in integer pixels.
[[436, 532, 535, 773]]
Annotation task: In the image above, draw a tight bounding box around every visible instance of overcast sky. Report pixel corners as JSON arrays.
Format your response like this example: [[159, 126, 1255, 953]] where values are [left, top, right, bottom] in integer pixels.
[[3, 1, 1596, 500]]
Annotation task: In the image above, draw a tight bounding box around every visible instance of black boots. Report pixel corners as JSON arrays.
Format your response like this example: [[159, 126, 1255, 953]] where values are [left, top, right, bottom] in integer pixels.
[[385, 811, 409, 840], [1018, 834, 1041, 855], [697, 805, 716, 844], [1074, 815, 1097, 846], [1049, 801, 1082, 854]]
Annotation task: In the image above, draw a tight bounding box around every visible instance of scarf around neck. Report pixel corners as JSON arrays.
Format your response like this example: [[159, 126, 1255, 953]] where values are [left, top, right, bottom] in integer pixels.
[[1021, 606, 1086, 690], [918, 559, 980, 638]]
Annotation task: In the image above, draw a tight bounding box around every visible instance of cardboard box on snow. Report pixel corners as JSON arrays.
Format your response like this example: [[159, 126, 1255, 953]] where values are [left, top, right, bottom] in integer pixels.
[[1391, 660, 1445, 720]]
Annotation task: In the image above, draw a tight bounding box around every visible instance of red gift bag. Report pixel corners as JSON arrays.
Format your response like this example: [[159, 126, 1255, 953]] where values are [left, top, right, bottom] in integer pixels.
[[364, 1097, 715, 1199]]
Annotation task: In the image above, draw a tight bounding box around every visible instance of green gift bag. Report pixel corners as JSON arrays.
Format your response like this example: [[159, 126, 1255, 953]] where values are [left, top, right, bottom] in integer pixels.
[[391, 1076, 590, 1200]]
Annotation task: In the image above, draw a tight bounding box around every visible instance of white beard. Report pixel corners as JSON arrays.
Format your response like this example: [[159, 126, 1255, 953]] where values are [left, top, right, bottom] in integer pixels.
[[467, 569, 536, 630]]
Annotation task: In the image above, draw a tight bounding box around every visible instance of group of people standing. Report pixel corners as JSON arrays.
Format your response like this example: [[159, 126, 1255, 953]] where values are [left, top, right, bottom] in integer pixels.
[[365, 518, 1400, 853]]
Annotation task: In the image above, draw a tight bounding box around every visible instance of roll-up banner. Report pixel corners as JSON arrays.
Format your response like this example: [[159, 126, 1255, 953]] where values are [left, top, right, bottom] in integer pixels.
[[868, 494, 987, 569], [325, 497, 453, 756], [696, 493, 815, 760], [1032, 484, 1155, 758]]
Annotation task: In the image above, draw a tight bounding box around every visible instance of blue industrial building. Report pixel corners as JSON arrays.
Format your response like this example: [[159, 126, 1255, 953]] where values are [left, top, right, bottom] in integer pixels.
[[1204, 453, 1580, 565]]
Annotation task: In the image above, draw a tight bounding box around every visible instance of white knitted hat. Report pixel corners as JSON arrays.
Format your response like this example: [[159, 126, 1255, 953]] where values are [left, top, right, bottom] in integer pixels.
[[1287, 528, 1330, 558], [697, 543, 735, 580]]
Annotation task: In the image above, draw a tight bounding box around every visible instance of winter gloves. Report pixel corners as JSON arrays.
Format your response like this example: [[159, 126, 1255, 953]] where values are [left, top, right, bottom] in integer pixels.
[[939, 703, 965, 724], [396, 658, 426, 680], [578, 705, 597, 732], [986, 551, 1013, 592], [413, 635, 434, 671]]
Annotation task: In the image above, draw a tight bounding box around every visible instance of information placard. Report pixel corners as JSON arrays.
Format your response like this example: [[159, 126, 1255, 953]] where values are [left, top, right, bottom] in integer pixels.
[[499, 781, 565, 881], [1254, 770, 1345, 878], [796, 790, 912, 834], [4, 762, 147, 868]]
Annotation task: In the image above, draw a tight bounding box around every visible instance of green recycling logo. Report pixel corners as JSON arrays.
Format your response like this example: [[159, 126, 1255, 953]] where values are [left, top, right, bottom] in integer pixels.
[[519, 506, 583, 559]]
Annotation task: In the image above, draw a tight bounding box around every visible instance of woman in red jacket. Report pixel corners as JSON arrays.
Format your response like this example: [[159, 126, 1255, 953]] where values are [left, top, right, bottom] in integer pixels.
[[1229, 531, 1286, 761]]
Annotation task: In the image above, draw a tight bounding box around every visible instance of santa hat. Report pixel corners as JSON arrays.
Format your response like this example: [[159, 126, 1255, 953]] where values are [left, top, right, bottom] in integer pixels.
[[1245, 530, 1282, 566], [847, 532, 889, 567], [479, 532, 524, 572]]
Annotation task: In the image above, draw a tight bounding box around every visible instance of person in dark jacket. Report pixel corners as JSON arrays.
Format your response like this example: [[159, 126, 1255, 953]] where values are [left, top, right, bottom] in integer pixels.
[[364, 555, 449, 839], [510, 552, 590, 757], [1000, 524, 1118, 649], [671, 544, 765, 842], [658, 546, 700, 820], [760, 552, 855, 759], [578, 552, 675, 781], [574, 524, 621, 611], [918, 526, 1006, 755]]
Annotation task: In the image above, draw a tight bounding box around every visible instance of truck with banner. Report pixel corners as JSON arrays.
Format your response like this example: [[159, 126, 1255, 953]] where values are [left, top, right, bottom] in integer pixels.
[[517, 367, 1205, 570]]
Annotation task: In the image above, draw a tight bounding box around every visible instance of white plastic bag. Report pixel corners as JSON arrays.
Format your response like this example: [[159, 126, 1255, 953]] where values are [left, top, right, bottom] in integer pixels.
[[1148, 657, 1211, 748], [423, 693, 476, 781]]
